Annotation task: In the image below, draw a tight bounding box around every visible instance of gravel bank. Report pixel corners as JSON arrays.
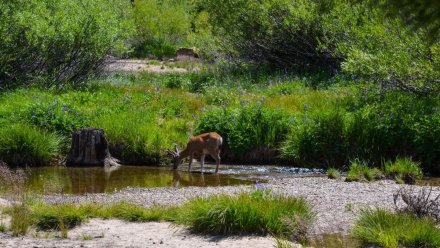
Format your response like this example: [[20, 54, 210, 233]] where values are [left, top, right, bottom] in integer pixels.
[[40, 176, 436, 236], [1, 176, 439, 247]]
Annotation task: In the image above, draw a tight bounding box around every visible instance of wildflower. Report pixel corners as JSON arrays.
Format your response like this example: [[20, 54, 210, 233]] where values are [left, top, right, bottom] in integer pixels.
[[304, 103, 309, 110], [260, 97, 265, 104], [241, 100, 245, 107], [61, 104, 66, 112], [255, 180, 266, 190]]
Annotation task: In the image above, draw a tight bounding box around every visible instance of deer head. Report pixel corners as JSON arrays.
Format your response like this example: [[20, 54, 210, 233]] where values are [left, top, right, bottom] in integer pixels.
[[167, 146, 181, 169]]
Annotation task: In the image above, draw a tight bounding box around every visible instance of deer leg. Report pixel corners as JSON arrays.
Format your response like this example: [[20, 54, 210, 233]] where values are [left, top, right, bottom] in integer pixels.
[[188, 154, 193, 172], [200, 154, 206, 173], [212, 151, 220, 174]]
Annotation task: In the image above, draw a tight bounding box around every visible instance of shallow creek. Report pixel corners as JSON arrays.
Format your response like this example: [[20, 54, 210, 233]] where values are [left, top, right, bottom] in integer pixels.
[[23, 164, 325, 195]]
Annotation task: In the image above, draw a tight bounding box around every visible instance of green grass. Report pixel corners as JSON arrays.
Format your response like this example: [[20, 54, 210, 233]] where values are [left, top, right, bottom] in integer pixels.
[[326, 168, 341, 179], [171, 190, 313, 238], [383, 157, 422, 183], [0, 70, 439, 173], [5, 191, 313, 240], [0, 124, 62, 166], [353, 209, 440, 248], [9, 204, 31, 236], [346, 160, 382, 182]]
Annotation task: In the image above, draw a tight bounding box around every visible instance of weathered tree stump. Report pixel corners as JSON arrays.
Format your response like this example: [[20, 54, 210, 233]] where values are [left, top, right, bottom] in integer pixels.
[[66, 128, 120, 167]]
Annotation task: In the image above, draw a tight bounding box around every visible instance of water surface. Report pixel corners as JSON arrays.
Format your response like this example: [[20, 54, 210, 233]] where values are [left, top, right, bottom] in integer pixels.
[[23, 164, 324, 195]]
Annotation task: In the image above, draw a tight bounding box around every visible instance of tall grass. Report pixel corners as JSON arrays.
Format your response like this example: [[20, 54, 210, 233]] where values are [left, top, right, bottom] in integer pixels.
[[171, 190, 313, 238], [353, 209, 440, 248], [0, 124, 62, 166]]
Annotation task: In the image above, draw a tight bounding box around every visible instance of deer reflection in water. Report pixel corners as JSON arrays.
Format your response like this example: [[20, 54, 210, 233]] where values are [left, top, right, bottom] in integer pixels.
[[172, 170, 220, 187]]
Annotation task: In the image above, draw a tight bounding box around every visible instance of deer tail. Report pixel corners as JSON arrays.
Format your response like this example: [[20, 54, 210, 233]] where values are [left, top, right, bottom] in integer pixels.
[[218, 137, 223, 149]]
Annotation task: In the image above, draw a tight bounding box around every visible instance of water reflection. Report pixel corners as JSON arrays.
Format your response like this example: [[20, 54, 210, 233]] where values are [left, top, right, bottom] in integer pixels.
[[24, 166, 255, 195]]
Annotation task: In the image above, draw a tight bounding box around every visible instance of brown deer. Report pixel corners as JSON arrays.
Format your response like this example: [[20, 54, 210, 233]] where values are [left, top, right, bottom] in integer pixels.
[[168, 132, 223, 173]]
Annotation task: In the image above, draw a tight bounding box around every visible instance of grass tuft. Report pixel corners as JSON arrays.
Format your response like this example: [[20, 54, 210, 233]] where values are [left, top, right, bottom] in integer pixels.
[[384, 157, 422, 184], [10, 204, 31, 236], [326, 168, 341, 179], [346, 160, 382, 182], [171, 190, 313, 239], [353, 209, 440, 248]]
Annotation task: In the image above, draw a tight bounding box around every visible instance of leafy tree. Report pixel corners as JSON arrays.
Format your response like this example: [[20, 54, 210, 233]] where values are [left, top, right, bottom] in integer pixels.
[[0, 0, 134, 88]]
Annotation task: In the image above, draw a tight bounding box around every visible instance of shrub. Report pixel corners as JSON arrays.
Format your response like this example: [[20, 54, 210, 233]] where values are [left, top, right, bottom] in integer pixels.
[[0, 124, 62, 166], [384, 157, 422, 184], [281, 111, 347, 167], [196, 104, 291, 155], [171, 190, 313, 239], [132, 0, 191, 58], [393, 187, 440, 224], [353, 209, 440, 248], [0, 0, 133, 87], [198, 0, 340, 71]]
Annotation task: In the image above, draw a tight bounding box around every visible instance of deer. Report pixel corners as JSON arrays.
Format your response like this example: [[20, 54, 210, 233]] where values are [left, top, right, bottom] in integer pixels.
[[168, 132, 223, 173]]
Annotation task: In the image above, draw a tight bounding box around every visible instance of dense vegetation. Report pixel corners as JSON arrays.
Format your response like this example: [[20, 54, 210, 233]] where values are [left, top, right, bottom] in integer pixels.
[[0, 0, 439, 173]]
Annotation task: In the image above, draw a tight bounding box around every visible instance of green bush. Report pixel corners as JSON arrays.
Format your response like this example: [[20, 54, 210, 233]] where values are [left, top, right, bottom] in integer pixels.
[[0, 0, 133, 87], [0, 124, 62, 166], [132, 0, 191, 58], [353, 209, 440, 248], [197, 0, 339, 71], [196, 104, 291, 155], [281, 111, 347, 167]]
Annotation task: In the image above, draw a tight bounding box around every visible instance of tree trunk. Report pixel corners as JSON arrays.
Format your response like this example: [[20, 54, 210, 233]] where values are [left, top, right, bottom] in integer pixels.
[[66, 128, 120, 167]]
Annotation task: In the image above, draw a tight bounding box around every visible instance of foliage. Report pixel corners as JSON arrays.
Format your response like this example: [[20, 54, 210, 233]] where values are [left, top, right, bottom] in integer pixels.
[[31, 203, 88, 230], [346, 160, 382, 182], [281, 110, 347, 167], [196, 104, 291, 155], [132, 0, 191, 58], [171, 190, 313, 238], [9, 191, 312, 240], [383, 157, 422, 184], [326, 168, 340, 179], [196, 0, 340, 71], [325, 1, 440, 95], [0, 124, 61, 167], [353, 209, 440, 248], [0, 0, 133, 88]]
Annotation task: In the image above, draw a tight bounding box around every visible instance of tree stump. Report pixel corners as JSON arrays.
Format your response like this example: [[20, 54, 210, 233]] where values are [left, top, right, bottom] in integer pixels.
[[66, 128, 120, 167]]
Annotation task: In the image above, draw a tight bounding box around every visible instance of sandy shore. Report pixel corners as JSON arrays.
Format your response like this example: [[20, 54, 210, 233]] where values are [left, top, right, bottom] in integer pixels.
[[1, 176, 438, 247]]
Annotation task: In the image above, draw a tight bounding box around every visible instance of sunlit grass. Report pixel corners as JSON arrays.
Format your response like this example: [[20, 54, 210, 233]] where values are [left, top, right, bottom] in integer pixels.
[[5, 191, 313, 240], [353, 209, 440, 248]]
